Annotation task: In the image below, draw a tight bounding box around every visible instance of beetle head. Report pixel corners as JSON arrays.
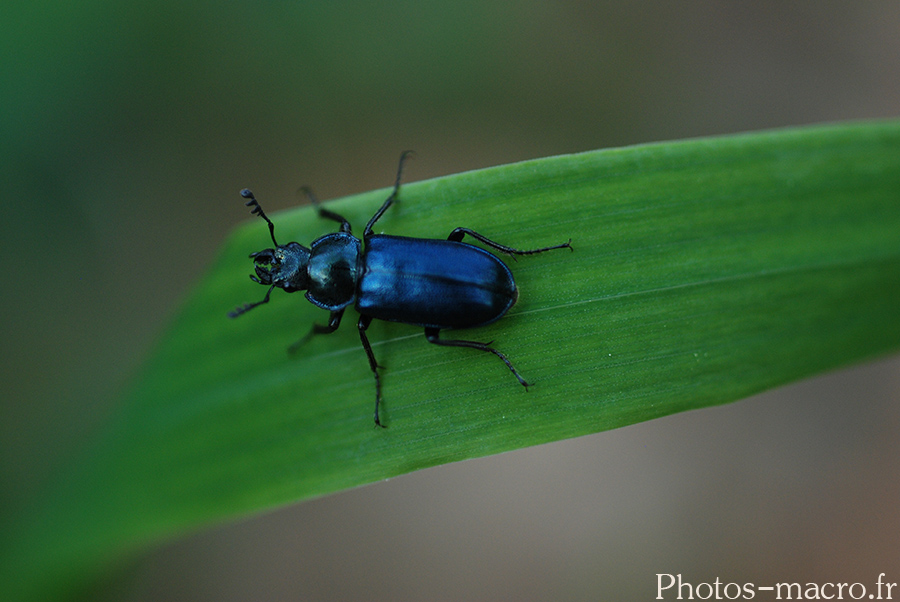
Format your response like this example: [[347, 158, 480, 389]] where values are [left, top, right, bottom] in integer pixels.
[[228, 190, 314, 319], [249, 243, 310, 292]]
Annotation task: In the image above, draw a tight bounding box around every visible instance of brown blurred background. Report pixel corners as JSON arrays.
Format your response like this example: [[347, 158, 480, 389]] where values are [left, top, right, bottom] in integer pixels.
[[2, 2, 898, 600]]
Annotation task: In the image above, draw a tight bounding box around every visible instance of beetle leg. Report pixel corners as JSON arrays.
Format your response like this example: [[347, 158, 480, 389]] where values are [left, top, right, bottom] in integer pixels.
[[364, 151, 414, 237], [228, 284, 276, 318], [447, 228, 572, 257], [299, 186, 352, 234], [287, 309, 344, 353], [424, 327, 531, 389], [358, 315, 387, 428]]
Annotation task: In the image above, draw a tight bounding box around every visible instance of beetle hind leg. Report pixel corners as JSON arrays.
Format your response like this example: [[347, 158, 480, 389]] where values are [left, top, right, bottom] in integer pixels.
[[424, 327, 531, 389], [447, 228, 572, 257]]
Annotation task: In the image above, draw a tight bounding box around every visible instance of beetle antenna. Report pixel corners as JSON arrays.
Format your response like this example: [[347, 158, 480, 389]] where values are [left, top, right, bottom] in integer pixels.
[[240, 189, 278, 247]]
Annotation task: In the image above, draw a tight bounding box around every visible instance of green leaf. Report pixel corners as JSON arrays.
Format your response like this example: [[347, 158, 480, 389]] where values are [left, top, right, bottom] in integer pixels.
[[4, 120, 900, 600]]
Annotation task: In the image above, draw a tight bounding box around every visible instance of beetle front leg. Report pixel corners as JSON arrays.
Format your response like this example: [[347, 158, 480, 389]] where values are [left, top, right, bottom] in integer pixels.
[[424, 327, 531, 388], [447, 228, 572, 256], [300, 186, 353, 234], [288, 309, 344, 353], [228, 284, 276, 318], [358, 314, 387, 428]]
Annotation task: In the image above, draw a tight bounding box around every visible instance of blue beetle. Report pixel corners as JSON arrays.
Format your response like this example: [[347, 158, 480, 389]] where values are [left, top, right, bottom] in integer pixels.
[[230, 153, 572, 427]]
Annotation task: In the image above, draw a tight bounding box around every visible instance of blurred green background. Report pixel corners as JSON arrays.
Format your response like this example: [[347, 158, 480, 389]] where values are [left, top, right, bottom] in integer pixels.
[[2, 2, 898, 600]]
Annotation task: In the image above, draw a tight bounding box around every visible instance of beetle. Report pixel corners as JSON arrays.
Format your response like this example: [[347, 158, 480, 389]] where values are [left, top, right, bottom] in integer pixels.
[[229, 152, 572, 427]]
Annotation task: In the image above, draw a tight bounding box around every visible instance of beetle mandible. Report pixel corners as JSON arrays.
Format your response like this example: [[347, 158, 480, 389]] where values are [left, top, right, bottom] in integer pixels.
[[229, 152, 572, 427]]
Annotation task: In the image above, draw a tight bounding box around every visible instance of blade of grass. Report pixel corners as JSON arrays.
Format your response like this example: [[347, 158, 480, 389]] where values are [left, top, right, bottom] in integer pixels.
[[4, 120, 900, 600]]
